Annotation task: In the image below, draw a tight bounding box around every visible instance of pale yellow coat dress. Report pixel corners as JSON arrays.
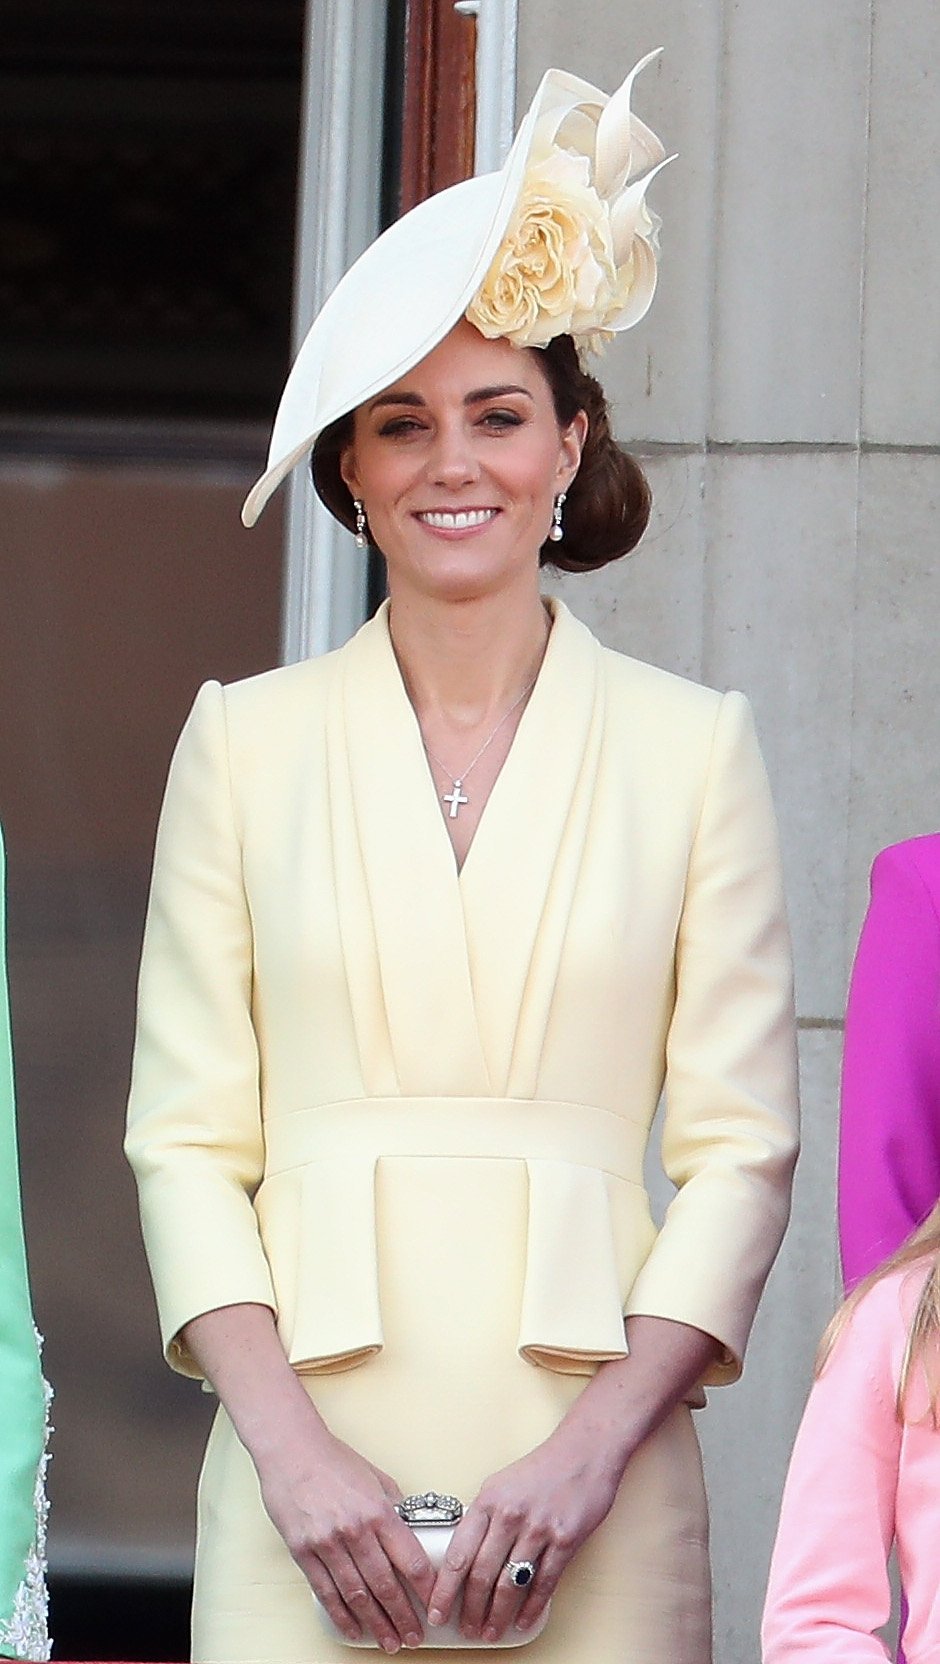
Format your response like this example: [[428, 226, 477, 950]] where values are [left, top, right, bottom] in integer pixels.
[[125, 598, 799, 1664]]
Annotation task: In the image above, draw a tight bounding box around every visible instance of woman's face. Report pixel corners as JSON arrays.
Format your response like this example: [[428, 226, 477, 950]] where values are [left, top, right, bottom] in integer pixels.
[[340, 319, 586, 605]]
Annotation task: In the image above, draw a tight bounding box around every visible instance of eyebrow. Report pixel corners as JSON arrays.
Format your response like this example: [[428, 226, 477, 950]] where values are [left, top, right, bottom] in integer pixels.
[[367, 384, 535, 413]]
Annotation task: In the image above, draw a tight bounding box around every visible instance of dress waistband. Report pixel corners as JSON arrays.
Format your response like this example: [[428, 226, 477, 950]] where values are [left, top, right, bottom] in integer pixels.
[[262, 1096, 648, 1185]]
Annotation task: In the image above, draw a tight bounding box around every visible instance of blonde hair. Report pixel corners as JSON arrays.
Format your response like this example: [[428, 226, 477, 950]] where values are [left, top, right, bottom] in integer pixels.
[[817, 1199, 940, 1422]]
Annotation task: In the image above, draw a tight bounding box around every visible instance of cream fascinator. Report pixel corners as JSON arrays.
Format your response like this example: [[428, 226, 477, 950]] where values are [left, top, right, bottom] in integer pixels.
[[242, 51, 669, 528]]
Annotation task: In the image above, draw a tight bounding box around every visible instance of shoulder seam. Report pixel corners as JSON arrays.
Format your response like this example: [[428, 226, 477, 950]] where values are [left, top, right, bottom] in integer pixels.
[[874, 842, 940, 934]]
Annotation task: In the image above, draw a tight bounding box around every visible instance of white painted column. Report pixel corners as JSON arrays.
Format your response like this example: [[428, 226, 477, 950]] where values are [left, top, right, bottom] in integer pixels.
[[280, 1, 388, 663], [282, 0, 519, 661], [459, 0, 519, 171]]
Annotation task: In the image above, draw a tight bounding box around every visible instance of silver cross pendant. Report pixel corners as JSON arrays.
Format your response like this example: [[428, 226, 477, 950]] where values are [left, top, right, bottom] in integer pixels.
[[443, 781, 469, 818]]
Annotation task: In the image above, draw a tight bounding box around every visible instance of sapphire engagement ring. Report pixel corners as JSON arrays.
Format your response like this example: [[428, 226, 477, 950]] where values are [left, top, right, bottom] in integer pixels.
[[505, 1559, 537, 1589]]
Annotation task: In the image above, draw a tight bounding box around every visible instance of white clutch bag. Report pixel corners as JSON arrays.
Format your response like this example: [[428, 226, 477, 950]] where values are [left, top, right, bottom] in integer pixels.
[[312, 1492, 550, 1649]]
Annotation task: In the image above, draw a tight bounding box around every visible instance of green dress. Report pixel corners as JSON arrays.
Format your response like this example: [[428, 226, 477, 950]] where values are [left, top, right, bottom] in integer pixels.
[[0, 830, 50, 1662]]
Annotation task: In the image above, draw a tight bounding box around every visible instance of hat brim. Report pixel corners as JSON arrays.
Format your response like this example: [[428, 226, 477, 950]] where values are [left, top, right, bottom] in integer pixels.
[[241, 69, 607, 528]]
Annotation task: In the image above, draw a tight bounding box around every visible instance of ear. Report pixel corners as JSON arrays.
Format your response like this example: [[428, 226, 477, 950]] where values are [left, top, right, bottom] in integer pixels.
[[339, 441, 362, 500], [557, 408, 589, 488]]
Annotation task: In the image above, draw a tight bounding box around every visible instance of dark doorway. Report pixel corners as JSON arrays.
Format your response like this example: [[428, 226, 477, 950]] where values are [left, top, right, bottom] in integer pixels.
[[1, 4, 302, 1659]]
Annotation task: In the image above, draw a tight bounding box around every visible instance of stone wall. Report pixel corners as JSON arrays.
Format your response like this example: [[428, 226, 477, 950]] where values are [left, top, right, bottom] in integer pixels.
[[519, 2, 940, 1655]]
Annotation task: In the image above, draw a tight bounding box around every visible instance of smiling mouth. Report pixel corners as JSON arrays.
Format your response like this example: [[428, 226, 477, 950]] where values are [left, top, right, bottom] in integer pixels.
[[416, 508, 499, 531]]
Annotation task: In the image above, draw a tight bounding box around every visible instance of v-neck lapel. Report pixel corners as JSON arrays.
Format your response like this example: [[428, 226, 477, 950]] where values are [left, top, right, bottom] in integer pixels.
[[329, 604, 492, 1097], [328, 599, 604, 1103], [459, 601, 604, 1098]]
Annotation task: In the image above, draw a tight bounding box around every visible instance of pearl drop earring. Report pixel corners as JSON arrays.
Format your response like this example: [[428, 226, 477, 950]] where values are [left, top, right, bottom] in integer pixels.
[[549, 491, 566, 543], [353, 499, 367, 549]]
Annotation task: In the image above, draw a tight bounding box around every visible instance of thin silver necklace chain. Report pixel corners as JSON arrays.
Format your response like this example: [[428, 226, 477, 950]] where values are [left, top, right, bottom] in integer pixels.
[[422, 675, 538, 819]]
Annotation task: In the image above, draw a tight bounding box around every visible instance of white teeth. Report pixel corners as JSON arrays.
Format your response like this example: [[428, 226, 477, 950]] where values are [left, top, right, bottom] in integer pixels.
[[419, 509, 497, 530]]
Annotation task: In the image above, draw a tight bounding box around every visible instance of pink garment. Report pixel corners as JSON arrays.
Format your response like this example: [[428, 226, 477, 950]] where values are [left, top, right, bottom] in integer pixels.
[[762, 1264, 940, 1663], [838, 835, 940, 1291]]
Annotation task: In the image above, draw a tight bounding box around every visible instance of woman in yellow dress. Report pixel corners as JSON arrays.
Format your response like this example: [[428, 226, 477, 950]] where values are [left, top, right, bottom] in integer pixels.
[[125, 56, 799, 1664]]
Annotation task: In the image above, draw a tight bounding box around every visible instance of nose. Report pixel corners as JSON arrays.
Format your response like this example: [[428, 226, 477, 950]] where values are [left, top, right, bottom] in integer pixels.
[[427, 419, 480, 489]]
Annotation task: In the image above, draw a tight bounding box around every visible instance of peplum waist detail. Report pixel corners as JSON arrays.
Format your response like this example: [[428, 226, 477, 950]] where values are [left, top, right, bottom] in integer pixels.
[[263, 1096, 648, 1179], [255, 1097, 655, 1379]]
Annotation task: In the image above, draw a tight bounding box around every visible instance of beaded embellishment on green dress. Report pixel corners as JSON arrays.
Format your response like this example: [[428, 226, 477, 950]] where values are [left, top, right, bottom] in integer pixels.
[[0, 1347, 51, 1661]]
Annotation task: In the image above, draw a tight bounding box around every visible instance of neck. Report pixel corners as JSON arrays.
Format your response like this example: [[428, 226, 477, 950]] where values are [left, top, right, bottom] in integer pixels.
[[387, 582, 552, 730]]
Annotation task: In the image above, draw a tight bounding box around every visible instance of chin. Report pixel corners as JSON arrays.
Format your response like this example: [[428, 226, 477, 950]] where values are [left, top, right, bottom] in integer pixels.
[[423, 544, 536, 598], [422, 564, 521, 605]]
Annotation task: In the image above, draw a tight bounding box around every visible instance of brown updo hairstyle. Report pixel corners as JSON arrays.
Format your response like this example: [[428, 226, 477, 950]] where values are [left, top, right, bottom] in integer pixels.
[[311, 332, 651, 574]]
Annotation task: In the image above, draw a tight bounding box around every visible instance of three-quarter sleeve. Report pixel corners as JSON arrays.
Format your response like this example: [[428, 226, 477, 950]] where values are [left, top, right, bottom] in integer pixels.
[[624, 691, 799, 1380], [125, 681, 276, 1376], [761, 1279, 903, 1662], [838, 841, 940, 1290]]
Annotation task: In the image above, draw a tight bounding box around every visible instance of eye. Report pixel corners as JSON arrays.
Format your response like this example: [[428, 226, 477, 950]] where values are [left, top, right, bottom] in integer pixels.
[[377, 415, 427, 438], [480, 408, 524, 430]]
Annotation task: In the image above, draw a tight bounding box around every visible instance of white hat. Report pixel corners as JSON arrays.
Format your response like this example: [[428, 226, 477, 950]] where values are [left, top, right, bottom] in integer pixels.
[[241, 51, 669, 528]]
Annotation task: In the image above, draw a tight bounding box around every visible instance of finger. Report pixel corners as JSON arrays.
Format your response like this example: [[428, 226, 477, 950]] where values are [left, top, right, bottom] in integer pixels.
[[371, 1464, 405, 1503], [479, 1537, 552, 1644], [317, 1540, 411, 1653], [457, 1516, 522, 1639], [515, 1543, 572, 1635], [300, 1555, 363, 1645], [350, 1537, 427, 1649], [378, 1515, 436, 1608], [325, 1547, 395, 1651], [427, 1509, 490, 1627]]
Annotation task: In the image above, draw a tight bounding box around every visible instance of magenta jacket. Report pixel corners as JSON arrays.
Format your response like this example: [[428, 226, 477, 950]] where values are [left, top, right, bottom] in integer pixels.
[[839, 835, 940, 1291]]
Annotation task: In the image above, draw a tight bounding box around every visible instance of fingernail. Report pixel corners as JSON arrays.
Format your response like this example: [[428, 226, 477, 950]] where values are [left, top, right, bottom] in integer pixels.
[[483, 1626, 499, 1643], [427, 1609, 443, 1627], [405, 1635, 421, 1650], [516, 1617, 532, 1632], [382, 1642, 399, 1655]]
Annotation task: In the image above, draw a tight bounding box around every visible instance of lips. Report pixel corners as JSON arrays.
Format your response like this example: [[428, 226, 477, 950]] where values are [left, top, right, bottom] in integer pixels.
[[416, 508, 499, 530]]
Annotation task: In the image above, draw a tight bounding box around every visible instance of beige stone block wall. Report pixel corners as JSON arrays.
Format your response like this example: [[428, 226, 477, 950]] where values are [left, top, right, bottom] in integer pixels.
[[699, 1028, 843, 1655], [863, 2, 940, 444], [848, 456, 940, 925], [700, 452, 860, 1019], [517, 5, 721, 444], [523, 0, 940, 1655], [549, 454, 706, 678], [709, 0, 871, 443]]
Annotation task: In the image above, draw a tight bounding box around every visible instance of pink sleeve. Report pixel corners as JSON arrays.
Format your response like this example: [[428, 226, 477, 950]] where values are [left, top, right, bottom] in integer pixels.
[[838, 842, 940, 1289], [761, 1279, 902, 1662]]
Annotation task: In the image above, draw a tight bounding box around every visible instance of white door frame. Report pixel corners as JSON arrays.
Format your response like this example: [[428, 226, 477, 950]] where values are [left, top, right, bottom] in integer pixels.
[[281, 0, 519, 663]]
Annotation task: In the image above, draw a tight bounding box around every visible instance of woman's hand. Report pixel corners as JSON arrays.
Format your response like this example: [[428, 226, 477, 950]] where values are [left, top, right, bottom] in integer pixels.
[[257, 1428, 435, 1652], [428, 1317, 722, 1644], [427, 1423, 625, 1644], [178, 1305, 435, 1654]]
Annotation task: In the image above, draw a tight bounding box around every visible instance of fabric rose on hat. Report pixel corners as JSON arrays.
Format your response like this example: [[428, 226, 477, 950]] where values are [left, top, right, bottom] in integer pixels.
[[467, 49, 671, 352], [470, 150, 617, 348]]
